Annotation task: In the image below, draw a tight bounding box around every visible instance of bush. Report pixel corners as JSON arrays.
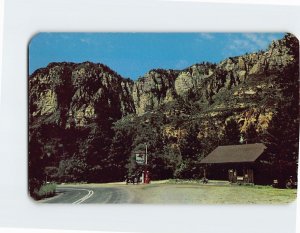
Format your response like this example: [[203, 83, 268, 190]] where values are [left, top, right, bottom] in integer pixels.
[[33, 182, 57, 200]]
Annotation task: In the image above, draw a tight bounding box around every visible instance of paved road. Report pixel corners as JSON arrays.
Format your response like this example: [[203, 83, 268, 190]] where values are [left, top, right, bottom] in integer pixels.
[[41, 182, 296, 204], [43, 185, 136, 204]]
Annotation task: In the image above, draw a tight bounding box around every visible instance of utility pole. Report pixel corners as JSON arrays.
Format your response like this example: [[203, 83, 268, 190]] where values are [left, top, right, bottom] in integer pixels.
[[143, 143, 149, 184], [145, 143, 148, 165]]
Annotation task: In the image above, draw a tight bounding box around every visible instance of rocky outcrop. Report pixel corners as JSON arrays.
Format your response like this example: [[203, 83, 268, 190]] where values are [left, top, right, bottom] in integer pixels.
[[29, 62, 135, 128], [132, 69, 179, 115], [29, 34, 298, 134], [131, 34, 297, 116]]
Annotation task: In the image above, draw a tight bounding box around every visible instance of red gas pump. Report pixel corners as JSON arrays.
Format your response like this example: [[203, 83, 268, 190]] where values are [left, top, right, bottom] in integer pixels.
[[144, 170, 150, 184]]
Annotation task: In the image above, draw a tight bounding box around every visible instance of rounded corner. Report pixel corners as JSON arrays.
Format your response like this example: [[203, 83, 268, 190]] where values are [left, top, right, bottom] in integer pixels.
[[28, 32, 43, 49], [27, 191, 40, 204]]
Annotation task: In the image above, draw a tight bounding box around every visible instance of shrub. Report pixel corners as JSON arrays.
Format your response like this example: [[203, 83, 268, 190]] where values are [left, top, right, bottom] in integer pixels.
[[34, 182, 57, 200]]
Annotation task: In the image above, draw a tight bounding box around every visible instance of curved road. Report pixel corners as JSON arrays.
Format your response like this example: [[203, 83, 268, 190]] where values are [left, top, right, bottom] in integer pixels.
[[43, 185, 137, 204]]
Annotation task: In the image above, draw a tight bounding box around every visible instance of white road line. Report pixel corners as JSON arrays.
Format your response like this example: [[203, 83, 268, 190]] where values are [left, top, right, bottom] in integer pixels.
[[73, 189, 94, 204], [57, 187, 94, 204]]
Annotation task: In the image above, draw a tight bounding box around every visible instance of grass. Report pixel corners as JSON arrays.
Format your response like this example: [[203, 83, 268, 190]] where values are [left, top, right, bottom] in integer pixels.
[[166, 179, 229, 185], [141, 179, 297, 204], [35, 182, 57, 200]]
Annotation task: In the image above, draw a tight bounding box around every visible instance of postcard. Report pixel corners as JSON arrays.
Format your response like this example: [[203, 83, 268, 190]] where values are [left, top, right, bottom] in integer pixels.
[[28, 32, 298, 204]]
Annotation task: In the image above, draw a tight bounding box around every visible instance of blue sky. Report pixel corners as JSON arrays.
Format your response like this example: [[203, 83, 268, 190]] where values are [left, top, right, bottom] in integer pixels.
[[29, 32, 284, 80]]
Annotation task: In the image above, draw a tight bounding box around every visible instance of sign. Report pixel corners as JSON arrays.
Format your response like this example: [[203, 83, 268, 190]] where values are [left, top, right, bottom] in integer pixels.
[[135, 151, 145, 164]]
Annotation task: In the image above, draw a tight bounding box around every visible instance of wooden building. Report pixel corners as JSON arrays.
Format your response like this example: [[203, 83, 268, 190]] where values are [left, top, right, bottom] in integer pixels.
[[200, 143, 267, 184]]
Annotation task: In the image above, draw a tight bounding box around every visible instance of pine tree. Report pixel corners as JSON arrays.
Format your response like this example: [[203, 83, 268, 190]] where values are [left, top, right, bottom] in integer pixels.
[[245, 123, 258, 144], [179, 125, 202, 161], [177, 125, 203, 179], [223, 118, 240, 145], [108, 129, 133, 181]]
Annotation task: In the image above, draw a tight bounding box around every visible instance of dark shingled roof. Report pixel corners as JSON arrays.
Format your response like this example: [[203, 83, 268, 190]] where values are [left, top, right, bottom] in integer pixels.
[[200, 143, 267, 164]]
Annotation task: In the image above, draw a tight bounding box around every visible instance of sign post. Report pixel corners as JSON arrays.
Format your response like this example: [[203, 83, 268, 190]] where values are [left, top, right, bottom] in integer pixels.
[[133, 144, 150, 184], [145, 143, 148, 165], [144, 143, 150, 184], [135, 151, 145, 165]]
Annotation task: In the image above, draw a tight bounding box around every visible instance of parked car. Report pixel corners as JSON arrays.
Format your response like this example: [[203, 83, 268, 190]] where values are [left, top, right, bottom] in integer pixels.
[[125, 173, 141, 184]]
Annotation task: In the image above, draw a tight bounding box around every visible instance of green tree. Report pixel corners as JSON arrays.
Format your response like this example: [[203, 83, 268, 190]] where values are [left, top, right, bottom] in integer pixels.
[[108, 128, 134, 181], [162, 144, 182, 178], [177, 125, 203, 179], [263, 103, 299, 182], [245, 123, 258, 144], [28, 124, 63, 198], [28, 130, 45, 198], [83, 123, 114, 182], [57, 156, 87, 182], [223, 118, 240, 145]]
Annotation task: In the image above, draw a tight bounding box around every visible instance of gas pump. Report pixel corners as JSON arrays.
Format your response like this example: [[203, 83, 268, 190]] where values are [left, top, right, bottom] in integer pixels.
[[144, 169, 150, 184]]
